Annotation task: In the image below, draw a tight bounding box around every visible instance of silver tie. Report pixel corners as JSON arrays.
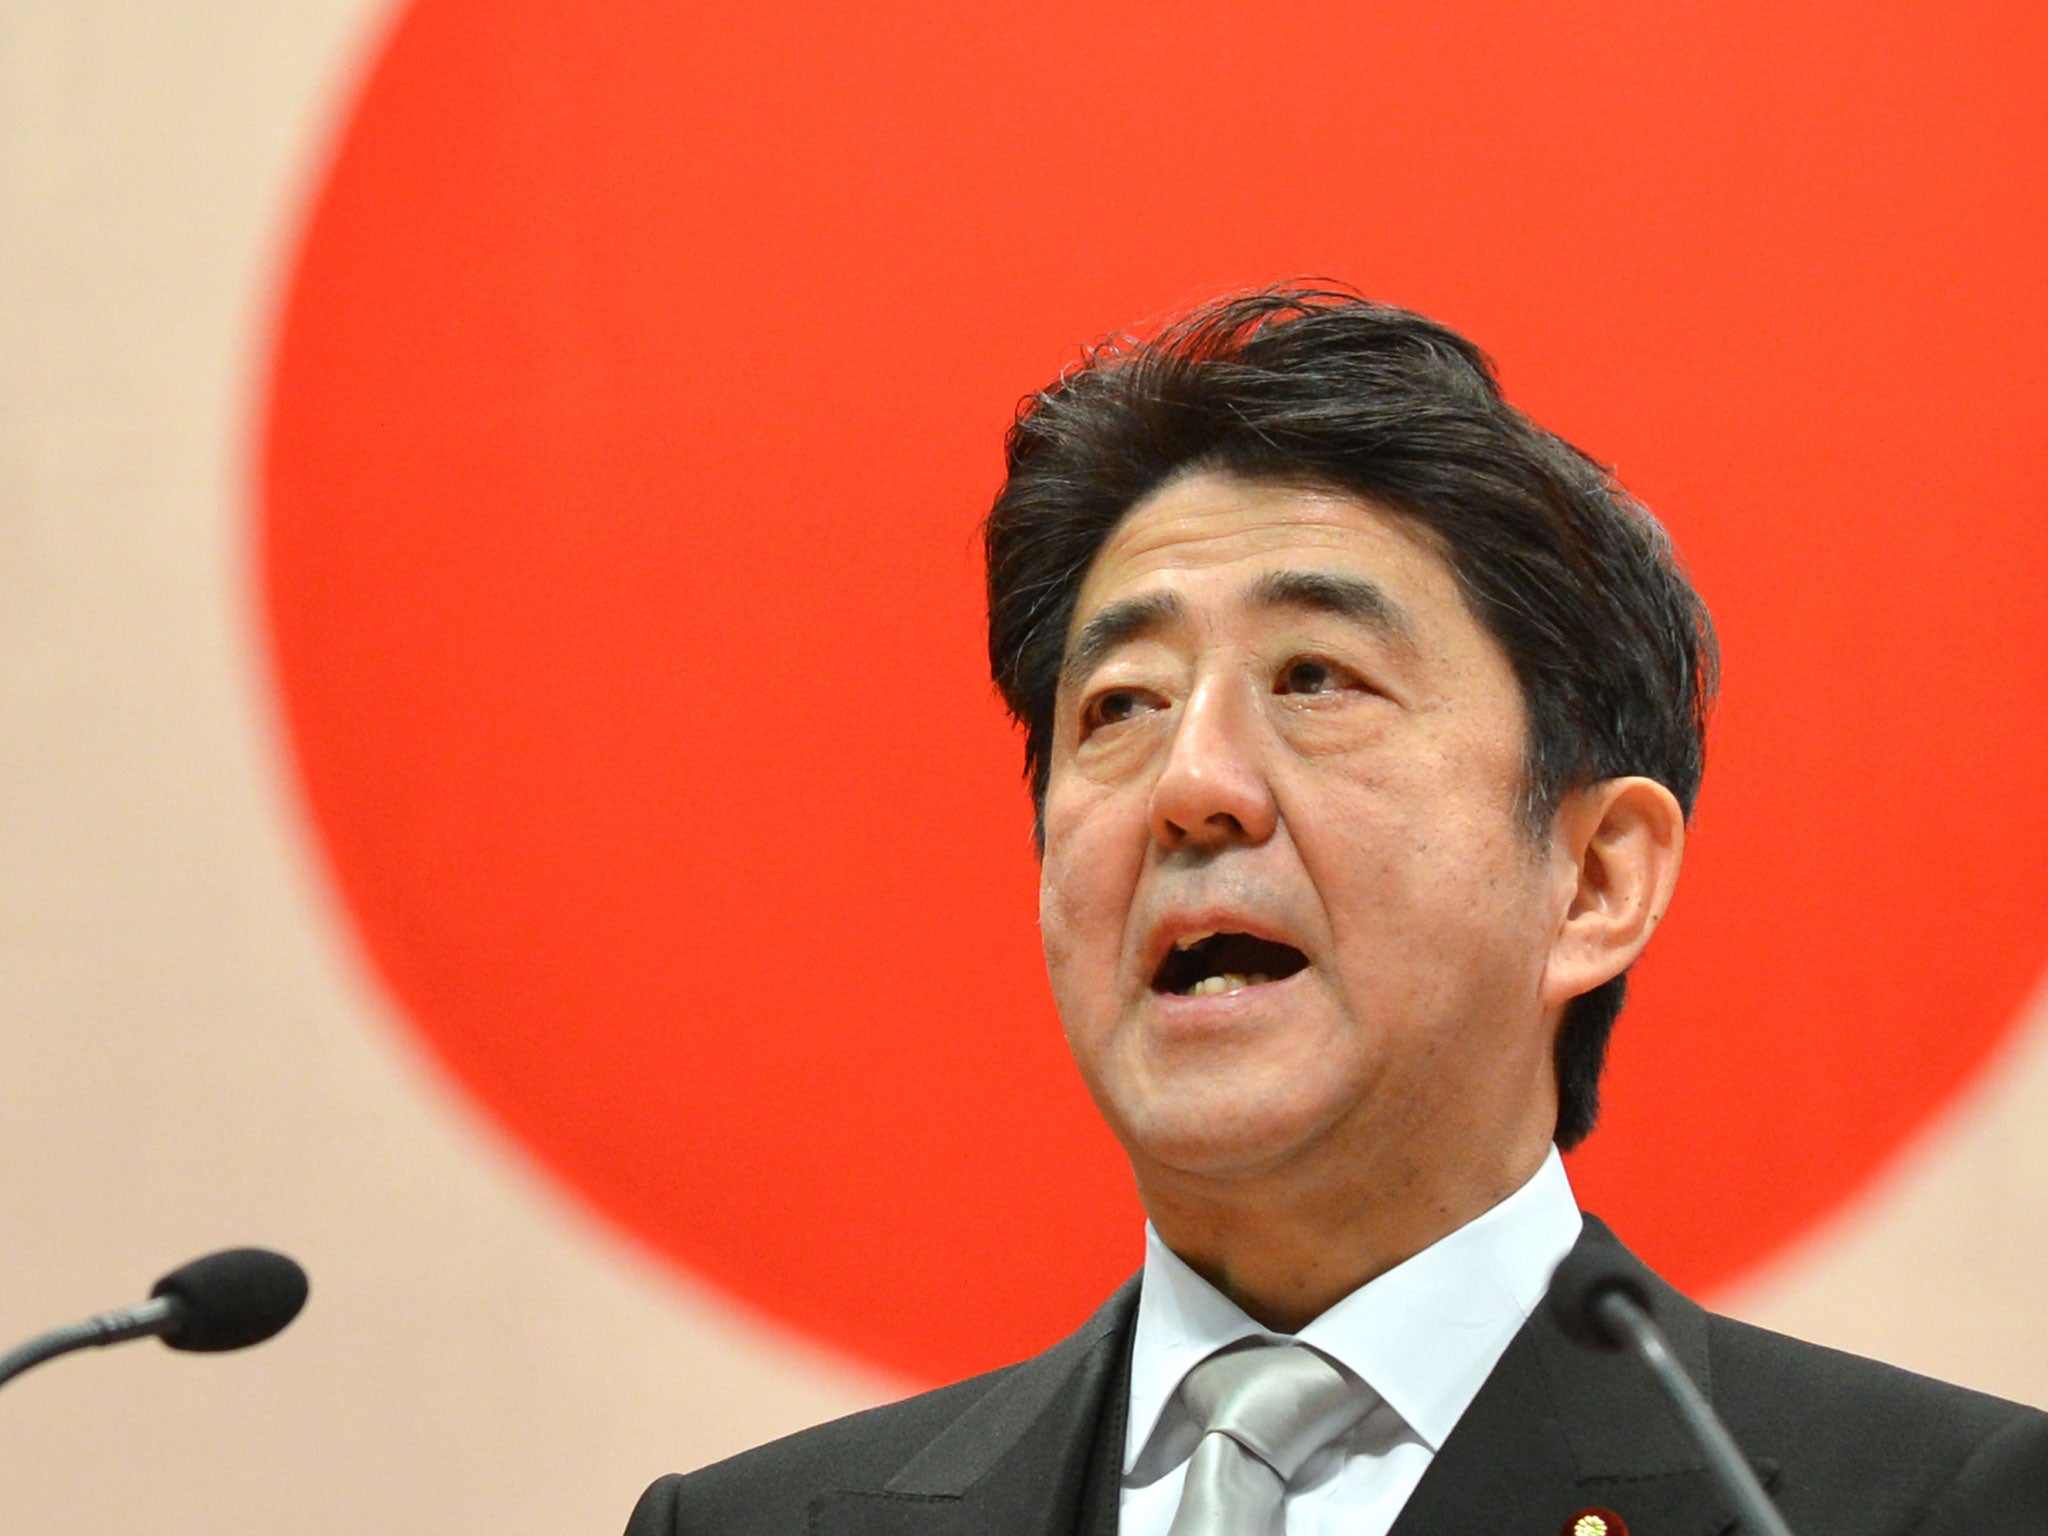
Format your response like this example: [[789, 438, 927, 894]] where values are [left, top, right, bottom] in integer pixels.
[[1165, 1341, 1370, 1536]]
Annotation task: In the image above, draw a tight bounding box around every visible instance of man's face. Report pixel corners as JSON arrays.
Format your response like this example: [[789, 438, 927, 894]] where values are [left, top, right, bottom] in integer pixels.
[[1039, 471, 1577, 1201]]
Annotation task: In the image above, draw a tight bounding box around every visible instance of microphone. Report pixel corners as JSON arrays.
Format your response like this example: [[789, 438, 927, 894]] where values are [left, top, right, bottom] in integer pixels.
[[1545, 1246, 1794, 1536], [0, 1248, 309, 1392]]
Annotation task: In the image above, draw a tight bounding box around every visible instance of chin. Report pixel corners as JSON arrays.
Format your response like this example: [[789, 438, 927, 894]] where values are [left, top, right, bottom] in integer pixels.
[[1116, 1084, 1342, 1185]]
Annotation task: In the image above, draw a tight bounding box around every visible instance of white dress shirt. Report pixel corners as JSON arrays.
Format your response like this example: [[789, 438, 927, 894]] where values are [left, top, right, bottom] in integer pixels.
[[1118, 1147, 1582, 1536]]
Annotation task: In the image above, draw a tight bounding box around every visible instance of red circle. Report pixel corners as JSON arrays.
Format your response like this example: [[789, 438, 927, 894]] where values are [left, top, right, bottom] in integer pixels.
[[261, 0, 2048, 1381]]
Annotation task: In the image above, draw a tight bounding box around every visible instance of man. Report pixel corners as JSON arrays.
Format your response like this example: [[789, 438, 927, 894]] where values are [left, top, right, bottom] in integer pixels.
[[627, 289, 2048, 1534]]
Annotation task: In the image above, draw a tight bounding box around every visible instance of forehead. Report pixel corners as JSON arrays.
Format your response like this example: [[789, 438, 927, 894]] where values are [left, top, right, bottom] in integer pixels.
[[1066, 470, 1470, 649]]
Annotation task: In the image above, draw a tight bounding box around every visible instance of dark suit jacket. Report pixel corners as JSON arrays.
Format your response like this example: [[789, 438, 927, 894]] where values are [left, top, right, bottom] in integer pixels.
[[626, 1218, 2048, 1535]]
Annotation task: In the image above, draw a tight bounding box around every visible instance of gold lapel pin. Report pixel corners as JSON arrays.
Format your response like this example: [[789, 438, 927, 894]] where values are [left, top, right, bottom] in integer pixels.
[[1564, 1509, 1628, 1536]]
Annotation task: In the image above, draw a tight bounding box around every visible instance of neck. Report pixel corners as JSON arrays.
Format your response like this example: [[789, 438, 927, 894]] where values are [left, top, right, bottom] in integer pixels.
[[1136, 1138, 1551, 1332]]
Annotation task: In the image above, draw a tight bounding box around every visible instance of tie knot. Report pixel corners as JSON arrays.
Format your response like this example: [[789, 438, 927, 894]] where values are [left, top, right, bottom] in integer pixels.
[[1179, 1341, 1368, 1481]]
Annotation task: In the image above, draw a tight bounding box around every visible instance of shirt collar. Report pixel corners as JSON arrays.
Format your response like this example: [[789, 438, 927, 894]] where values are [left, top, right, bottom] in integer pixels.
[[1124, 1146, 1582, 1471]]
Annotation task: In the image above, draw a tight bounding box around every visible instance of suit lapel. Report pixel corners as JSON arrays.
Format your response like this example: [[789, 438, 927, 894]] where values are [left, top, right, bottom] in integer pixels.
[[810, 1278, 1139, 1536], [1386, 1218, 1777, 1536]]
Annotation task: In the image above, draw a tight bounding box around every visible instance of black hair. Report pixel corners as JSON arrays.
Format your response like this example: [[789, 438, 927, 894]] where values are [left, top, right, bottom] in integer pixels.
[[984, 285, 1716, 1148]]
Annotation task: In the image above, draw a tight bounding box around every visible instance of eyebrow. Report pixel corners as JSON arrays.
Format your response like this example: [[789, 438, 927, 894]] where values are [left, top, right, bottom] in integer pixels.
[[1246, 569, 1415, 645], [1059, 591, 1185, 696]]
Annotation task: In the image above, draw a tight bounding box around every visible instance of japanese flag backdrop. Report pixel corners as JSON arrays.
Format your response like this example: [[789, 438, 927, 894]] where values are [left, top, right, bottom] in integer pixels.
[[5, 1, 2046, 1530]]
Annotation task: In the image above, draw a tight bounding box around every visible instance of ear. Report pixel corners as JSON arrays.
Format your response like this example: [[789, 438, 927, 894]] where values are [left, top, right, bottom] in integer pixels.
[[1540, 776, 1687, 1010]]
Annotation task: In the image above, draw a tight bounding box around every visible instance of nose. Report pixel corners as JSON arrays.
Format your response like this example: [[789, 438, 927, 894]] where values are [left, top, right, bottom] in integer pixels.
[[1147, 676, 1279, 851]]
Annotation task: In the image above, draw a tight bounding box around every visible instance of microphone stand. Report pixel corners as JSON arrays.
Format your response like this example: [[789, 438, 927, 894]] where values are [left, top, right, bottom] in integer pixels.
[[1590, 1288, 1794, 1536], [0, 1297, 183, 1391]]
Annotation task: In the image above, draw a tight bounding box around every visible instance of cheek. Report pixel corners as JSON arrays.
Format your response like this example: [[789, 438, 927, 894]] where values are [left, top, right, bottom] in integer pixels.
[[1283, 772, 1414, 908], [1040, 852, 1117, 966], [1039, 870, 1113, 1062], [1037, 863, 1082, 976], [1038, 787, 1140, 996], [1296, 775, 1540, 966]]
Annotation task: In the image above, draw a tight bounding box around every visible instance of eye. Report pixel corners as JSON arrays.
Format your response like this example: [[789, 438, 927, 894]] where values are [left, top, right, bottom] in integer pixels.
[[1275, 656, 1355, 695], [1080, 686, 1160, 735]]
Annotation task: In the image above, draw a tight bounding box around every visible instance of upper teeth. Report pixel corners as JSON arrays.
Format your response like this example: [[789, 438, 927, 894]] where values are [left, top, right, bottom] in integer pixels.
[[1174, 930, 1218, 951]]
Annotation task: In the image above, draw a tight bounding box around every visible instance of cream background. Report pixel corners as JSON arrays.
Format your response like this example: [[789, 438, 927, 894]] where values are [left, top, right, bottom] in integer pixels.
[[3, 4, 2042, 1531]]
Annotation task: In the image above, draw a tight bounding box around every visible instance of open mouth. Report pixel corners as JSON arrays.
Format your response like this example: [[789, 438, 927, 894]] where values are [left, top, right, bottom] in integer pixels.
[[1152, 932, 1310, 997]]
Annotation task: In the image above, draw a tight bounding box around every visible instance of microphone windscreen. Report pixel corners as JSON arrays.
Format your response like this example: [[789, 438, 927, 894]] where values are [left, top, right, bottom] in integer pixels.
[[1544, 1245, 1653, 1352], [150, 1249, 310, 1353]]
